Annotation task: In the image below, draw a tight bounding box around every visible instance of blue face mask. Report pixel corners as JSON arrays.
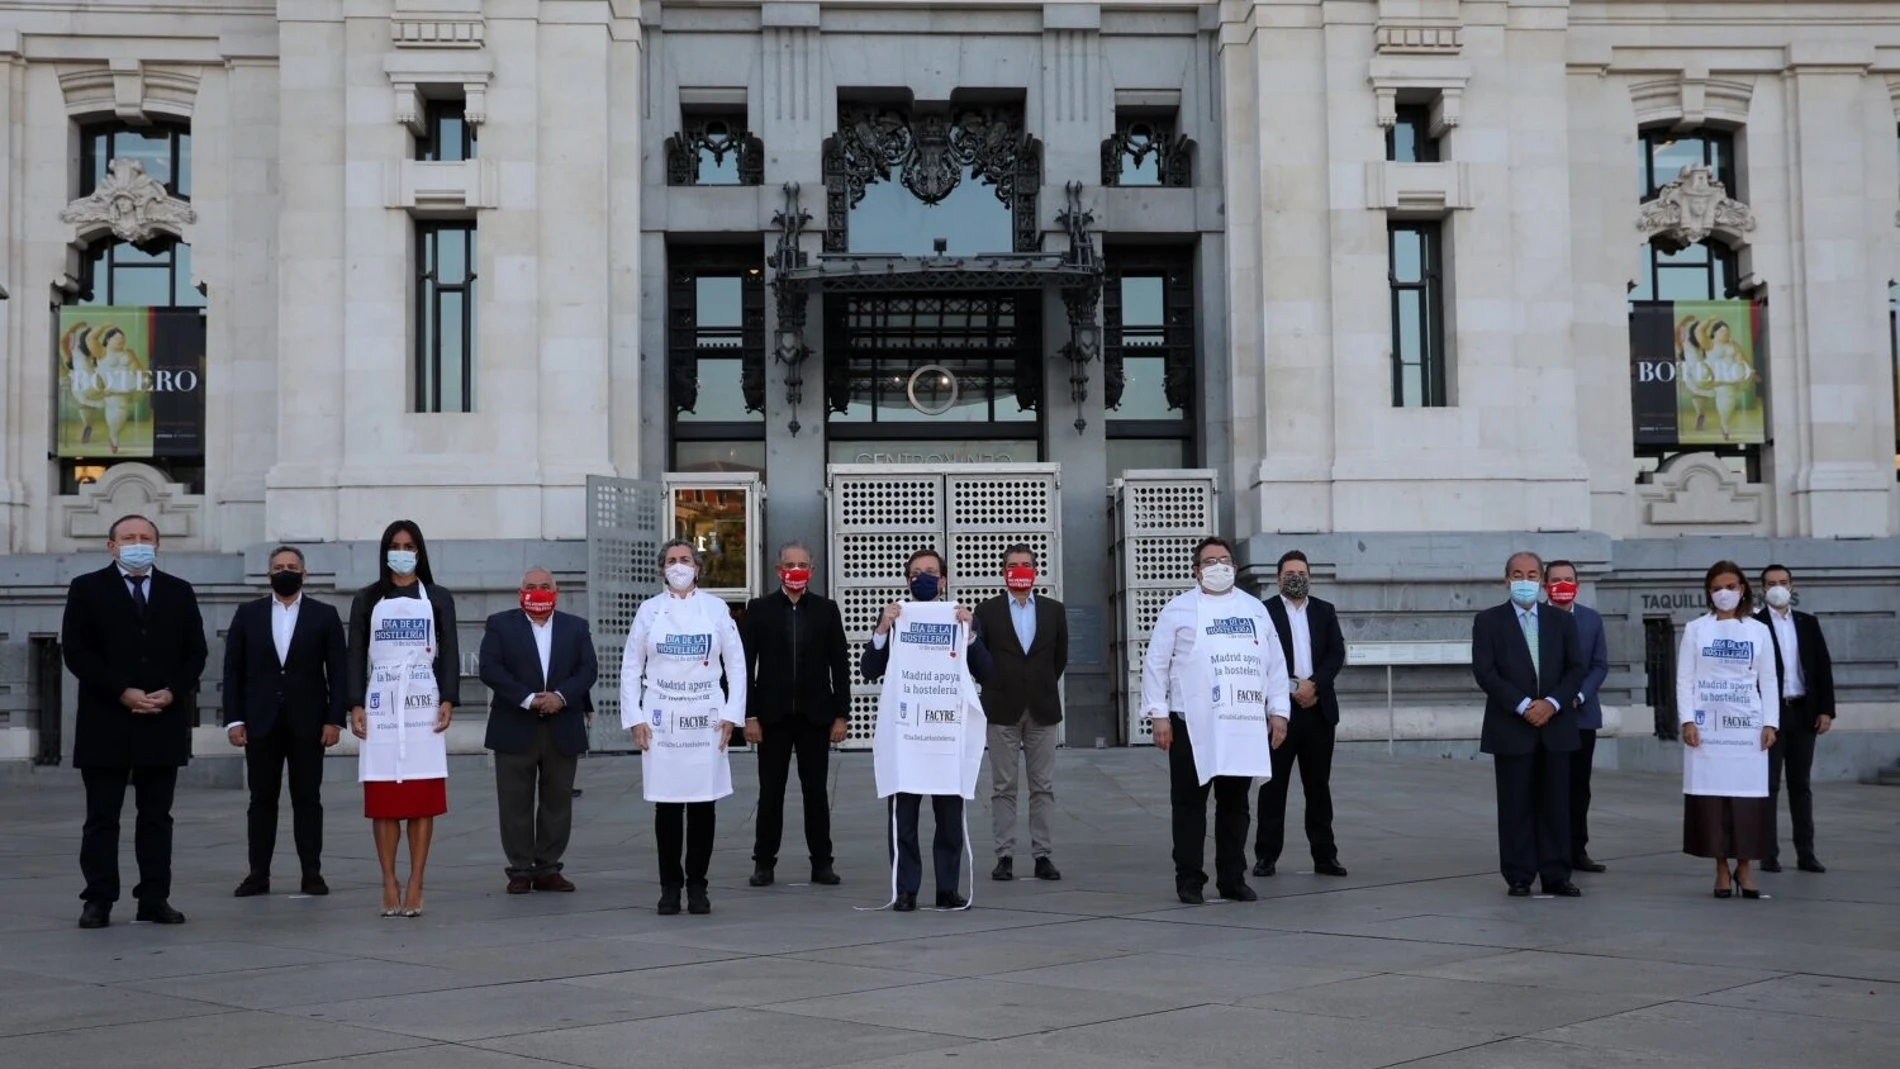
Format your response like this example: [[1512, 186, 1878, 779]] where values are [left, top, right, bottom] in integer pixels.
[[387, 549, 419, 577], [909, 574, 941, 602], [1510, 580, 1541, 608], [117, 543, 156, 572]]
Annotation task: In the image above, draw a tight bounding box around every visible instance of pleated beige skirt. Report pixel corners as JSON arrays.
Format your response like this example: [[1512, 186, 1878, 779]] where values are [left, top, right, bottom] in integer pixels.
[[1683, 794, 1771, 860]]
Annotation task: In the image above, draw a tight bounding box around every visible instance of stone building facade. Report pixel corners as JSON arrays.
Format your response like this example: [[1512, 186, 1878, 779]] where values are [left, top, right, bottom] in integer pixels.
[[0, 1, 1896, 772]]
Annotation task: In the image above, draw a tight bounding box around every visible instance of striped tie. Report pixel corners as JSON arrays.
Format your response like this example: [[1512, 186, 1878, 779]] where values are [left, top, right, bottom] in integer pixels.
[[1522, 608, 1540, 692]]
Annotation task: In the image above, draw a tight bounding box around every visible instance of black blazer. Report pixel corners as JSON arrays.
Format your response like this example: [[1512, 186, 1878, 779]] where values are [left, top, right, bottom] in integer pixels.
[[220, 594, 349, 739], [972, 594, 1067, 726], [1753, 608, 1837, 729], [61, 564, 209, 769], [860, 611, 993, 686], [478, 609, 597, 757], [1265, 594, 1347, 726], [346, 583, 460, 708], [742, 590, 852, 726], [1471, 600, 1586, 757]]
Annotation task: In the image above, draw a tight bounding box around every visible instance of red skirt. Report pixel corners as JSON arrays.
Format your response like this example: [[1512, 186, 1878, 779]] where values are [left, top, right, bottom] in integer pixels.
[[364, 778, 448, 820]]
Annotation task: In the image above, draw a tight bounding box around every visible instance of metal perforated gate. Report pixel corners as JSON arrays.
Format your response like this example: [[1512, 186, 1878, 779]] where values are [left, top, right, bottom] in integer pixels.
[[1110, 471, 1219, 744], [827, 464, 1063, 750], [585, 475, 665, 752]]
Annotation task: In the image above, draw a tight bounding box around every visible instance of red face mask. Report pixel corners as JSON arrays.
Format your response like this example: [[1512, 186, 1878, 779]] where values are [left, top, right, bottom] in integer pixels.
[[1546, 580, 1578, 606], [780, 566, 812, 593], [521, 589, 558, 616], [1005, 565, 1037, 592]]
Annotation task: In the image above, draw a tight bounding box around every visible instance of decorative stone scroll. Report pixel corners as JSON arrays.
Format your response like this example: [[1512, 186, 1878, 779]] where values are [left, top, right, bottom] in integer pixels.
[[59, 159, 198, 246], [1636, 164, 1756, 252], [1638, 453, 1764, 527], [60, 463, 205, 546]]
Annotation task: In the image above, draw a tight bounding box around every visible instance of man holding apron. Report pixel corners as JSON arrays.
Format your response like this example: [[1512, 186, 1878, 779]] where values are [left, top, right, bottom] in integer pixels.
[[1141, 536, 1292, 904]]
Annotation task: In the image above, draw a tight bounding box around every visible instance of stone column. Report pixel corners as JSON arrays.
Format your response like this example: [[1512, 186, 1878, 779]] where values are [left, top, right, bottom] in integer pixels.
[[1044, 282, 1113, 742], [217, 57, 282, 550], [607, 13, 644, 479], [0, 49, 25, 550]]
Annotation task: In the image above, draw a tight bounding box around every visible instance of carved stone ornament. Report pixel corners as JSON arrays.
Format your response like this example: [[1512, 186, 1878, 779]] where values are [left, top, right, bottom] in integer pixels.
[[1637, 164, 1755, 252], [1637, 452, 1764, 527], [59, 159, 197, 245], [823, 105, 1041, 253]]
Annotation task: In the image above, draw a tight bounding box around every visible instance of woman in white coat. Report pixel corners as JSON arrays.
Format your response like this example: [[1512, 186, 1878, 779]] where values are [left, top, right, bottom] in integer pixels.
[[621, 539, 747, 915], [1676, 560, 1779, 900]]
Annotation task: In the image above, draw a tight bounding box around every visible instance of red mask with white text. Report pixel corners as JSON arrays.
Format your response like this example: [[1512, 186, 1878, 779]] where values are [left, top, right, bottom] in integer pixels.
[[780, 566, 812, 594], [1546, 581, 1578, 607], [521, 590, 558, 616], [1005, 566, 1037, 592]]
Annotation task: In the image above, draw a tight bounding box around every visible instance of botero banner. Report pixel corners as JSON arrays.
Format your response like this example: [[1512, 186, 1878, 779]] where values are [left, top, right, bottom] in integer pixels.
[[1629, 300, 1767, 447], [56, 307, 206, 458]]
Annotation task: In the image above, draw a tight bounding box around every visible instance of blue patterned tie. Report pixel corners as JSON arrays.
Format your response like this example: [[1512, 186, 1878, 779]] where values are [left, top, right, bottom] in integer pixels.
[[1521, 608, 1540, 692]]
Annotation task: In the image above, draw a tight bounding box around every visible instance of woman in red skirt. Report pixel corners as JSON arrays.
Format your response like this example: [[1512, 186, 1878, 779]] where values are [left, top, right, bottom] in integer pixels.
[[349, 520, 458, 916]]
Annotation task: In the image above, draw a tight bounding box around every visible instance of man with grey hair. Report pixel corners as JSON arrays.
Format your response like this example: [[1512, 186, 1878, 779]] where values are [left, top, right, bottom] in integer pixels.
[[741, 541, 851, 887], [1472, 550, 1588, 898], [480, 566, 598, 894]]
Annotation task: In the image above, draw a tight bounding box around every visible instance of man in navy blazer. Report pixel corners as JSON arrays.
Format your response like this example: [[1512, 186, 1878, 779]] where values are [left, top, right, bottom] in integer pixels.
[[479, 567, 598, 894], [1544, 560, 1610, 874], [1471, 551, 1588, 898]]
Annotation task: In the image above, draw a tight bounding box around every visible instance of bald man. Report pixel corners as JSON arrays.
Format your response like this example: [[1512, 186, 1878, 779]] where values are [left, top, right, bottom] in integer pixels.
[[479, 568, 598, 893]]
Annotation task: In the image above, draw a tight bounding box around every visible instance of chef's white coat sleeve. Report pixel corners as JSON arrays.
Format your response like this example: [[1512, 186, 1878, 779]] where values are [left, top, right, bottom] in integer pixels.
[[1260, 612, 1294, 718], [716, 603, 748, 725], [1674, 617, 1698, 728], [1142, 595, 1190, 720], [1754, 620, 1780, 730], [619, 605, 650, 730]]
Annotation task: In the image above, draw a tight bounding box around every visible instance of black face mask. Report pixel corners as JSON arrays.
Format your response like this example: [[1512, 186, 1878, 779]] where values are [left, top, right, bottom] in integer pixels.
[[270, 570, 305, 597]]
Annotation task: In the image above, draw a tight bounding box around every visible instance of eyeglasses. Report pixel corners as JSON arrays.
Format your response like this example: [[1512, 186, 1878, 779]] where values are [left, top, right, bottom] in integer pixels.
[[1198, 557, 1234, 568]]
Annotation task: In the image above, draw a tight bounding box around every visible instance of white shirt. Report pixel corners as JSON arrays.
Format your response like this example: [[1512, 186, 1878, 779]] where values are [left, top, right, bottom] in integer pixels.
[[520, 614, 556, 709], [117, 565, 151, 604], [272, 594, 302, 665], [1140, 587, 1293, 720], [1769, 607, 1805, 698], [1282, 597, 1313, 680], [1513, 603, 1557, 716]]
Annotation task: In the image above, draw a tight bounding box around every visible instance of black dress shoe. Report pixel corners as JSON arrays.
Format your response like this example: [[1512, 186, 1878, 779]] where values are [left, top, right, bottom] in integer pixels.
[[136, 900, 187, 924], [1034, 857, 1062, 881], [657, 888, 681, 916], [1313, 859, 1349, 878], [234, 874, 270, 898], [1508, 884, 1533, 897], [1217, 883, 1259, 902], [687, 888, 712, 915], [1177, 886, 1205, 905], [301, 874, 330, 896], [991, 857, 1015, 881], [810, 864, 841, 886], [1542, 881, 1583, 898], [894, 892, 918, 912], [748, 866, 775, 887], [1760, 858, 1783, 873], [1572, 855, 1607, 874], [1797, 857, 1827, 874], [935, 890, 968, 909], [1252, 859, 1276, 878], [78, 902, 111, 929]]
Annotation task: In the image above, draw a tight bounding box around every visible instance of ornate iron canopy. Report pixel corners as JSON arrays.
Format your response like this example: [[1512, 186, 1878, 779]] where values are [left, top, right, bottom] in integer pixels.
[[822, 104, 1042, 254]]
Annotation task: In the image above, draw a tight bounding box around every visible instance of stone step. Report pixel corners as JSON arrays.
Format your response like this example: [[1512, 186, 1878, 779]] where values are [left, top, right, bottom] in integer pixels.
[[1877, 765, 1900, 787]]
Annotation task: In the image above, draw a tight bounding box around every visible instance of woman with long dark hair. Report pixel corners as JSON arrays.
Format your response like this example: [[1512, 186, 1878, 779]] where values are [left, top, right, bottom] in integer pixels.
[[1676, 560, 1779, 899], [348, 520, 459, 916]]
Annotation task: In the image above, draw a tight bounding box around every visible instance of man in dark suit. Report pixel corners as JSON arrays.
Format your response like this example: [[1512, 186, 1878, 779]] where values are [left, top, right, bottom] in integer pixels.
[[1756, 564, 1837, 874], [1255, 550, 1348, 879], [1471, 551, 1588, 898], [973, 544, 1068, 882], [861, 547, 993, 911], [62, 514, 208, 929], [741, 541, 851, 889], [479, 567, 598, 894], [1543, 560, 1610, 874], [223, 545, 349, 897]]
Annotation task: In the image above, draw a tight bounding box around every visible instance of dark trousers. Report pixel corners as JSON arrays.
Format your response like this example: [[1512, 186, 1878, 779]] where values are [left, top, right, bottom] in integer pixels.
[[245, 719, 327, 878], [494, 721, 579, 878], [1568, 729, 1597, 861], [1168, 715, 1251, 893], [1254, 711, 1337, 866], [1493, 744, 1572, 888], [753, 717, 834, 868], [655, 801, 715, 890], [889, 793, 963, 895], [80, 765, 179, 904], [1767, 704, 1819, 863]]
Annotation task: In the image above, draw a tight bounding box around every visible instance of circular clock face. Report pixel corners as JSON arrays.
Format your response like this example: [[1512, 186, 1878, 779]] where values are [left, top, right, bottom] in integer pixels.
[[906, 364, 959, 416]]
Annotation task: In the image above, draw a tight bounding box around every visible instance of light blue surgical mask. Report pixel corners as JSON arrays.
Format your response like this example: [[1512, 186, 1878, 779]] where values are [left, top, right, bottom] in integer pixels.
[[1509, 580, 1540, 608], [117, 543, 156, 572], [387, 549, 419, 576]]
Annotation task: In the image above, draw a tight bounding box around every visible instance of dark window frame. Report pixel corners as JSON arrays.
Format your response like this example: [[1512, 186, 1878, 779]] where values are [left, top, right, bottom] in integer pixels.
[[667, 245, 768, 433], [415, 98, 476, 163], [415, 221, 478, 414], [1388, 221, 1448, 408], [1639, 127, 1736, 200], [80, 120, 192, 200], [1104, 246, 1196, 438], [665, 108, 764, 187], [1385, 105, 1439, 164]]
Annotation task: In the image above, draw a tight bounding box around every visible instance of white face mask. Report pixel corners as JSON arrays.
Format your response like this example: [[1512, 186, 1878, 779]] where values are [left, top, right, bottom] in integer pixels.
[[1710, 589, 1743, 613], [664, 563, 697, 591], [1199, 563, 1236, 594], [1764, 586, 1793, 609]]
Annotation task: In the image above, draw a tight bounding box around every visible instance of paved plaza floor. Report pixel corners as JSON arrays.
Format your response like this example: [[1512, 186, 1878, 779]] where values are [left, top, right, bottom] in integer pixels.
[[1, 748, 1897, 1069]]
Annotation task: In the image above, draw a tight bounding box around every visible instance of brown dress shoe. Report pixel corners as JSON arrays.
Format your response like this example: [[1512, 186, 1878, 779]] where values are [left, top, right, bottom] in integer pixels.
[[532, 874, 576, 893], [506, 876, 534, 894]]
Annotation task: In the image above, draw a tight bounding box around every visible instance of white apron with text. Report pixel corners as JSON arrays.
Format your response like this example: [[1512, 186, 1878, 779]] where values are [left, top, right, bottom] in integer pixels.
[[1683, 617, 1770, 798], [1182, 592, 1276, 786], [638, 595, 733, 804], [873, 600, 985, 800], [359, 587, 447, 784]]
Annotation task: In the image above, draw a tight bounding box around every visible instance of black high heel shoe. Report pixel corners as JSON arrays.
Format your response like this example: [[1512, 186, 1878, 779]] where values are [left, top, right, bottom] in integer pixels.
[[1731, 865, 1762, 899], [1712, 885, 1733, 899]]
